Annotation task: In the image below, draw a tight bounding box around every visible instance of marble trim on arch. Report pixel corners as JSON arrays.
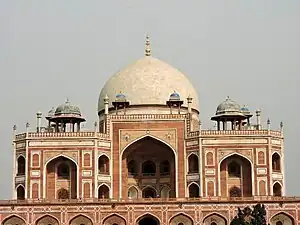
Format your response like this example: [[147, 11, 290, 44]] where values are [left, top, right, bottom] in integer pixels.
[[217, 148, 254, 163], [119, 129, 177, 153], [43, 150, 79, 165]]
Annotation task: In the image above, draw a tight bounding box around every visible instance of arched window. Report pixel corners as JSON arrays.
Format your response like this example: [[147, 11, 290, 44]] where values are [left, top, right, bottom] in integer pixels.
[[160, 160, 170, 175], [228, 161, 241, 177], [273, 183, 282, 197], [211, 223, 217, 225], [229, 186, 241, 197], [188, 154, 199, 173], [128, 160, 137, 176], [272, 153, 281, 172], [57, 188, 69, 199], [178, 223, 184, 225], [16, 185, 25, 200], [276, 221, 283, 225], [128, 186, 138, 199], [17, 156, 25, 175], [57, 163, 70, 178], [188, 183, 200, 198], [142, 187, 156, 198], [98, 185, 110, 199], [98, 155, 109, 174], [142, 161, 156, 176]]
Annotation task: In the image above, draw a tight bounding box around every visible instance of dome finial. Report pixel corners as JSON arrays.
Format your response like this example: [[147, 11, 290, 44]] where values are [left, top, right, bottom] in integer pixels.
[[145, 34, 151, 56]]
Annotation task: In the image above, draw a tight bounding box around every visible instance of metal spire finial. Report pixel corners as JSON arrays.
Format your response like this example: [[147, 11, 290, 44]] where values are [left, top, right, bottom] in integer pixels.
[[145, 34, 151, 56]]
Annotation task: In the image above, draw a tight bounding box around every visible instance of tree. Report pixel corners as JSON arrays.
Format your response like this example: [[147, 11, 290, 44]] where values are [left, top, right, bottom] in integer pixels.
[[230, 204, 269, 225]]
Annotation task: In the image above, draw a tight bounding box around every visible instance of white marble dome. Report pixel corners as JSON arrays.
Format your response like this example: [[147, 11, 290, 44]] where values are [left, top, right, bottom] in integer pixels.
[[98, 56, 199, 113]]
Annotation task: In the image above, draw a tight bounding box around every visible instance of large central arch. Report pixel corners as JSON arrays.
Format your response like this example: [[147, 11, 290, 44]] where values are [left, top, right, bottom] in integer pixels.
[[44, 155, 78, 199], [219, 153, 253, 197], [121, 136, 177, 199]]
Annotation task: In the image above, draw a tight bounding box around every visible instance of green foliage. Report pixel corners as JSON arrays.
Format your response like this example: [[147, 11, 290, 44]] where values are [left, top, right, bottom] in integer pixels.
[[230, 204, 269, 225]]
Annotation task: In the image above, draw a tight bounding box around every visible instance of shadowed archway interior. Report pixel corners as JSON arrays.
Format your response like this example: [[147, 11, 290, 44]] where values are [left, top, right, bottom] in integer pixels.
[[138, 215, 160, 225], [122, 136, 176, 199]]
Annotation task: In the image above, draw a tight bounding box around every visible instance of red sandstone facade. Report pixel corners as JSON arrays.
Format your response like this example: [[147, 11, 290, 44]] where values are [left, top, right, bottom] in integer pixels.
[[1, 38, 297, 225]]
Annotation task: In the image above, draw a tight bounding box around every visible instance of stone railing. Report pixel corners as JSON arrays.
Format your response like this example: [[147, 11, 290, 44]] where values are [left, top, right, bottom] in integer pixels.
[[1, 196, 298, 206], [199, 129, 282, 137], [109, 114, 187, 120], [15, 132, 109, 141]]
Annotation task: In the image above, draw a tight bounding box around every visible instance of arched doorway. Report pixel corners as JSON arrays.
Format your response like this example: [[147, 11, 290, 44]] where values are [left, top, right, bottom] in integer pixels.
[[220, 154, 252, 197], [188, 154, 199, 174], [273, 182, 282, 196], [169, 214, 193, 225], [2, 215, 26, 225], [46, 156, 77, 199], [272, 153, 281, 172], [203, 214, 227, 225], [17, 156, 25, 175], [121, 136, 176, 199], [188, 183, 200, 198], [16, 185, 25, 200], [270, 213, 294, 225], [138, 215, 160, 225], [142, 187, 156, 198], [103, 214, 126, 225], [69, 215, 92, 225], [98, 184, 110, 199], [36, 215, 59, 225], [98, 155, 110, 174]]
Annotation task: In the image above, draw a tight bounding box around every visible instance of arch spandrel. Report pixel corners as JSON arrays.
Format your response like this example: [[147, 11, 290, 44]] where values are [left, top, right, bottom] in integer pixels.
[[270, 212, 295, 225], [218, 150, 253, 164], [120, 130, 177, 153], [2, 215, 26, 225], [43, 152, 79, 165]]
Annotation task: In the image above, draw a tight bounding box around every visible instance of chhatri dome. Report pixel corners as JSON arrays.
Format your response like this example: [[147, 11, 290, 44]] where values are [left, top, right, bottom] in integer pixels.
[[98, 35, 199, 114]]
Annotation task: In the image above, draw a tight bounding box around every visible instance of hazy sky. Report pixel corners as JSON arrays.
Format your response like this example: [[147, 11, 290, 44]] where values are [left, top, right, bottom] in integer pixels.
[[0, 1, 299, 199]]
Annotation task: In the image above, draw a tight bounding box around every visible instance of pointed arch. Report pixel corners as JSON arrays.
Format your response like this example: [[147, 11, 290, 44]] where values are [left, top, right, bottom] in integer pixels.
[[160, 185, 171, 198], [16, 184, 25, 200], [128, 186, 138, 199], [273, 182, 282, 196], [98, 155, 109, 174], [35, 214, 59, 225], [169, 213, 194, 225], [272, 152, 281, 172], [69, 214, 93, 225], [103, 214, 126, 225], [188, 153, 199, 173], [203, 213, 227, 225], [136, 213, 160, 225], [121, 134, 176, 156], [142, 160, 156, 176], [218, 152, 254, 197], [120, 135, 178, 198], [188, 182, 200, 198], [270, 212, 294, 225], [98, 183, 110, 199], [17, 155, 25, 175], [43, 154, 79, 199], [142, 186, 157, 198], [2, 215, 26, 225]]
